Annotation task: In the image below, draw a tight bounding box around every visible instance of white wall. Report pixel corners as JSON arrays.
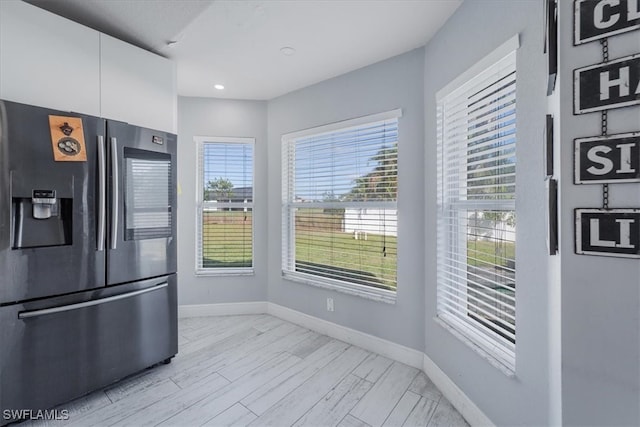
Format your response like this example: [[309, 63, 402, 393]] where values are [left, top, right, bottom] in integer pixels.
[[423, 1, 551, 425], [267, 49, 426, 351], [177, 96, 268, 305], [557, 1, 640, 425]]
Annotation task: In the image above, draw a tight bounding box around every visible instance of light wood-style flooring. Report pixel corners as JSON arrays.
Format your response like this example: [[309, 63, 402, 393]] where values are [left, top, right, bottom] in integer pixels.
[[24, 314, 469, 427]]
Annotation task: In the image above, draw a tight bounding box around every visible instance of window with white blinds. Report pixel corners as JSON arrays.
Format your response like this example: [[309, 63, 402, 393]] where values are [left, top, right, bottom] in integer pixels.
[[196, 137, 254, 275], [436, 40, 518, 369], [282, 110, 401, 301]]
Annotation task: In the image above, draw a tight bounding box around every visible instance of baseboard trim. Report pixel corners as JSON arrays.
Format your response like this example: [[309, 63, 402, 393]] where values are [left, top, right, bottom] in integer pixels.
[[423, 354, 494, 427], [266, 303, 423, 370], [178, 301, 268, 318], [177, 302, 492, 426]]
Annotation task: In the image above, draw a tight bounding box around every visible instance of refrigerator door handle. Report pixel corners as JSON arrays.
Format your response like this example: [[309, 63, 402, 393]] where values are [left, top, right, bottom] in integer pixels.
[[18, 282, 168, 319], [97, 135, 106, 251], [110, 137, 119, 250]]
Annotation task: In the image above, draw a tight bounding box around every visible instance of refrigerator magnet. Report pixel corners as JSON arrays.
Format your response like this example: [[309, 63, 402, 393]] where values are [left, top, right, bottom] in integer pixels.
[[48, 115, 87, 162]]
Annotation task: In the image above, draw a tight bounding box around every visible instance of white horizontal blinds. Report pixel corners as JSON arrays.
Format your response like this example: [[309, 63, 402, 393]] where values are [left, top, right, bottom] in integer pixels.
[[197, 140, 253, 271], [437, 50, 517, 367], [283, 118, 398, 291], [293, 121, 398, 201]]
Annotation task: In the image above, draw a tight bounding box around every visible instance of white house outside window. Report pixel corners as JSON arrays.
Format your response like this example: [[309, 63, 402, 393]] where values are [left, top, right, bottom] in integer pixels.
[[282, 110, 401, 303], [436, 36, 519, 370], [195, 137, 254, 275]]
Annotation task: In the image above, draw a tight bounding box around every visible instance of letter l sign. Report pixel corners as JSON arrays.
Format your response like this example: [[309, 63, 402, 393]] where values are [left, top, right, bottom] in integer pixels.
[[590, 218, 636, 248]]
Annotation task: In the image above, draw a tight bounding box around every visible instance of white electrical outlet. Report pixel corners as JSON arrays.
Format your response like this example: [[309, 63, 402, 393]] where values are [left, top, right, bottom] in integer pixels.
[[326, 297, 334, 312]]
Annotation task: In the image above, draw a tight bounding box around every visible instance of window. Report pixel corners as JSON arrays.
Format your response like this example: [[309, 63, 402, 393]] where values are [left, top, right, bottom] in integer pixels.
[[282, 110, 401, 303], [196, 137, 254, 275], [436, 37, 518, 369]]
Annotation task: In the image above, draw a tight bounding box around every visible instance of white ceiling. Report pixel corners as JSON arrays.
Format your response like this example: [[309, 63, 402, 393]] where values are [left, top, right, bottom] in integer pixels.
[[26, 0, 462, 100]]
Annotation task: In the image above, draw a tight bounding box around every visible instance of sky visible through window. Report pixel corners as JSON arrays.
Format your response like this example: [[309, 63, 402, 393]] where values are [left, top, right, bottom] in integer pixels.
[[203, 143, 253, 190], [202, 124, 398, 202], [293, 124, 398, 201]]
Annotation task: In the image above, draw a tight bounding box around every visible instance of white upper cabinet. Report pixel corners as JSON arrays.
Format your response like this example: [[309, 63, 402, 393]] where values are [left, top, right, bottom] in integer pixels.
[[100, 34, 177, 133], [0, 1, 177, 133], [0, 0, 101, 116]]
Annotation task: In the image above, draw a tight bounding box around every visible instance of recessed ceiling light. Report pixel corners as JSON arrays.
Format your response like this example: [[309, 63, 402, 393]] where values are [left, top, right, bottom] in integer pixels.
[[280, 46, 296, 56], [214, 84, 225, 90]]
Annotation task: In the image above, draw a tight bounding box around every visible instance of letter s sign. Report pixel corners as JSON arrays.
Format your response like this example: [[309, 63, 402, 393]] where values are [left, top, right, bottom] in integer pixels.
[[575, 132, 640, 184]]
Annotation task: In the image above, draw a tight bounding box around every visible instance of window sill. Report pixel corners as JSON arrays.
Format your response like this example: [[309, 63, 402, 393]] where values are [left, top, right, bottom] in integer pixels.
[[434, 316, 516, 378], [283, 271, 397, 304], [196, 268, 254, 277]]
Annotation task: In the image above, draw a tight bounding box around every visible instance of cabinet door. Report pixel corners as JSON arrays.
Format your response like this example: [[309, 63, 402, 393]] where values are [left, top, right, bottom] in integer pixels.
[[0, 0, 100, 115], [100, 34, 177, 133]]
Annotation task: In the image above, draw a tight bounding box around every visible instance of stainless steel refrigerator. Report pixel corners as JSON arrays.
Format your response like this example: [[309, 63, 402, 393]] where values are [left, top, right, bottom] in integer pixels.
[[0, 99, 178, 423]]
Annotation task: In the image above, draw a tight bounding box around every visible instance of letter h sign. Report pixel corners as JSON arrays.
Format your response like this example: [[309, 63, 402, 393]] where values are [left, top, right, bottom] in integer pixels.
[[574, 53, 640, 114]]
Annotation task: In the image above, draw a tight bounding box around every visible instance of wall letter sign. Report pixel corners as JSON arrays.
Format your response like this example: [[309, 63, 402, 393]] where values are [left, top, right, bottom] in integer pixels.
[[546, 0, 558, 95], [545, 114, 555, 177], [575, 209, 640, 258], [547, 178, 558, 255], [575, 132, 640, 184], [574, 0, 640, 44], [574, 53, 640, 114]]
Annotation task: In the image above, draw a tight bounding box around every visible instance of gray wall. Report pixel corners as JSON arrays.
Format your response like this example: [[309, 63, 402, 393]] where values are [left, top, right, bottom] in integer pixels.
[[557, 1, 640, 425], [175, 2, 640, 425], [177, 96, 268, 304], [267, 48, 426, 351], [423, 1, 552, 425]]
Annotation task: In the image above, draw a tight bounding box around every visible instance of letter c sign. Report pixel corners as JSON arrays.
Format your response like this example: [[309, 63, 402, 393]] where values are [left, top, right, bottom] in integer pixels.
[[575, 0, 640, 44]]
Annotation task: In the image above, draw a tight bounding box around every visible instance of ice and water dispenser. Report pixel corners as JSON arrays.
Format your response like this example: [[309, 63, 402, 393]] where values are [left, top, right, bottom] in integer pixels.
[[32, 190, 57, 219], [12, 187, 73, 249]]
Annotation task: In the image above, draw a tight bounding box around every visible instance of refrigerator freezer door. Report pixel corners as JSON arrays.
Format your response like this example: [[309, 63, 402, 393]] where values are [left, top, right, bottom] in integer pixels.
[[0, 275, 178, 423], [0, 100, 106, 305], [106, 121, 177, 285]]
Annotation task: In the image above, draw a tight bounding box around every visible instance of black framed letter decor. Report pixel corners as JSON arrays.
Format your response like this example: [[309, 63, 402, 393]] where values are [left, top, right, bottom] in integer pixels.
[[546, 0, 558, 95], [547, 178, 558, 255], [545, 114, 555, 177], [574, 53, 640, 114], [574, 0, 640, 45], [574, 131, 640, 184], [575, 208, 640, 258]]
